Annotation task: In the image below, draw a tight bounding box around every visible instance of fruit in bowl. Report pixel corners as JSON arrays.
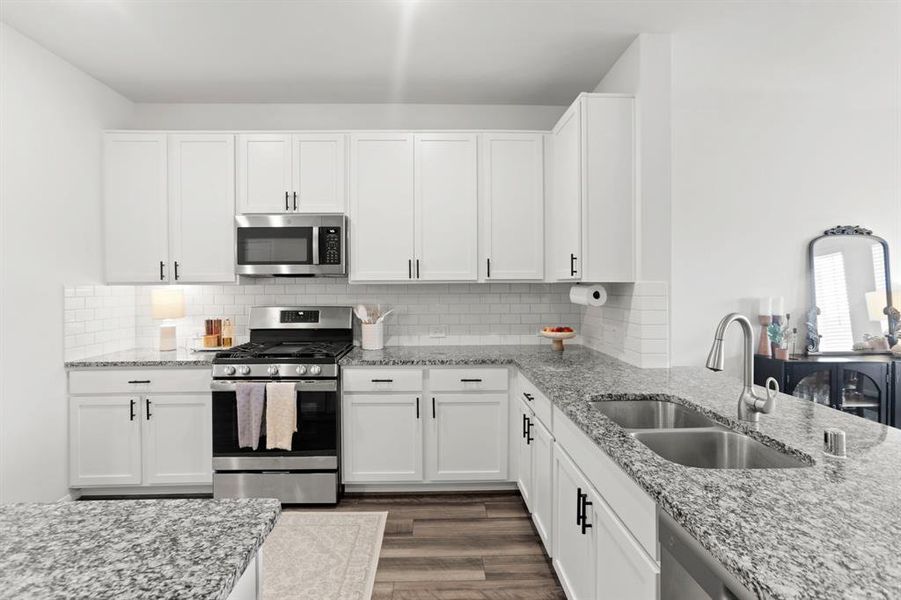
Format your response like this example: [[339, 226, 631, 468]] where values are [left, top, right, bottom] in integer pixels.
[[540, 326, 576, 351]]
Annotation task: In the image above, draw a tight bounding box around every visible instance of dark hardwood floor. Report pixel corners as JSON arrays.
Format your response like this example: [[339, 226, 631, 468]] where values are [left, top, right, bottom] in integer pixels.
[[324, 491, 565, 599]]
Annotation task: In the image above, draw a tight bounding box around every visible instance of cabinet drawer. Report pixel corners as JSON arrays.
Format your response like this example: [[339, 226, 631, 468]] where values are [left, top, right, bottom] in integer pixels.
[[518, 372, 552, 428], [342, 368, 423, 392], [553, 406, 658, 562], [69, 368, 211, 395], [429, 368, 508, 392]]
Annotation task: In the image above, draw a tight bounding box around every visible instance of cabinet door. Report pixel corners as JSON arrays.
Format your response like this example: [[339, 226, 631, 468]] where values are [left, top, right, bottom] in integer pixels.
[[236, 133, 293, 213], [547, 103, 582, 281], [103, 133, 169, 283], [596, 495, 659, 600], [553, 445, 597, 600], [414, 134, 478, 281], [292, 133, 346, 213], [582, 96, 636, 283], [530, 416, 554, 553], [481, 133, 544, 280], [516, 399, 533, 509], [70, 396, 141, 486], [168, 134, 236, 283], [343, 394, 422, 482], [349, 133, 415, 281], [142, 394, 212, 485], [427, 393, 508, 481]]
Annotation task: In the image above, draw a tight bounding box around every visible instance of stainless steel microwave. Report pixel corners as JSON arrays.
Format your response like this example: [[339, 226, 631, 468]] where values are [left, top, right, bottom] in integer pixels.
[[235, 214, 346, 277]]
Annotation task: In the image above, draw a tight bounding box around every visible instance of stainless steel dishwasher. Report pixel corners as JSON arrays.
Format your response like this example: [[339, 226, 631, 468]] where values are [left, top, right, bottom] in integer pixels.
[[659, 509, 755, 600]]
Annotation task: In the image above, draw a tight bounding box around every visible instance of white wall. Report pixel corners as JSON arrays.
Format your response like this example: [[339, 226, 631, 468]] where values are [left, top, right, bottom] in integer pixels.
[[0, 23, 133, 502], [130, 103, 566, 131], [670, 3, 901, 367]]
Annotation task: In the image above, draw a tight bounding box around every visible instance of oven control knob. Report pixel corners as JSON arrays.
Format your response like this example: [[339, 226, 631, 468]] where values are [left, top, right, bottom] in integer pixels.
[[238, 365, 251, 375], [223, 365, 236, 376], [309, 365, 322, 376], [296, 365, 307, 375], [267, 365, 279, 376]]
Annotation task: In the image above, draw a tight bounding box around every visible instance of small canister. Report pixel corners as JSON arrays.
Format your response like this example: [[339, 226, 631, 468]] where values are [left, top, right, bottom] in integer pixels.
[[361, 322, 385, 350]]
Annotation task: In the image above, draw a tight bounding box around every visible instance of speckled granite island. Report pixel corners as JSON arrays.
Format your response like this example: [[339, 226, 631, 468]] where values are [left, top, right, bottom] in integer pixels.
[[341, 345, 901, 600], [0, 498, 280, 600]]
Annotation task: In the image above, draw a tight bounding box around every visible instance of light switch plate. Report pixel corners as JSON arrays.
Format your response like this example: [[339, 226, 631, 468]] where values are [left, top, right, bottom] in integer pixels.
[[429, 325, 447, 338]]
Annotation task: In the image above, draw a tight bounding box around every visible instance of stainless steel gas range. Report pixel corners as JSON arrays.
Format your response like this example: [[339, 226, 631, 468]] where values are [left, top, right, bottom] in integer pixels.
[[210, 306, 352, 504]]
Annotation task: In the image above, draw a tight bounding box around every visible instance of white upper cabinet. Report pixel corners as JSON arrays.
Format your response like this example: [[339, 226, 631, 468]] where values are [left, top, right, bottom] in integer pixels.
[[547, 104, 582, 281], [168, 134, 235, 282], [547, 94, 636, 283], [349, 133, 415, 281], [236, 133, 293, 213], [237, 133, 346, 214], [480, 133, 545, 281], [104, 133, 169, 283], [292, 133, 346, 213], [414, 133, 479, 281]]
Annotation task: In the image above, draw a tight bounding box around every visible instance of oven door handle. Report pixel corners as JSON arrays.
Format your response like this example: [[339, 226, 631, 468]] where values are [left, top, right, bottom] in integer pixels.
[[210, 380, 338, 392]]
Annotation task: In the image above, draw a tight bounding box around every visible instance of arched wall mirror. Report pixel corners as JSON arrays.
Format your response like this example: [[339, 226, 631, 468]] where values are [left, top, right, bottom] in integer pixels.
[[807, 225, 899, 354]]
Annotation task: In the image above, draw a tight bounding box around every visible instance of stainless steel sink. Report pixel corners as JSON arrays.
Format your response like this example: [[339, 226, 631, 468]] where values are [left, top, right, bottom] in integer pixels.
[[631, 429, 810, 469], [590, 400, 717, 429]]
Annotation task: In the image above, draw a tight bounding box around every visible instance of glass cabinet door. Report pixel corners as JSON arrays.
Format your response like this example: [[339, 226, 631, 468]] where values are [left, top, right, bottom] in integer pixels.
[[837, 366, 887, 424], [789, 367, 834, 408]]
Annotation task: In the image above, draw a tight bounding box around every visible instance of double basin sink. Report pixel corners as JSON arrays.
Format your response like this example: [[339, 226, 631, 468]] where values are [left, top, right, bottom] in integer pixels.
[[591, 399, 809, 469]]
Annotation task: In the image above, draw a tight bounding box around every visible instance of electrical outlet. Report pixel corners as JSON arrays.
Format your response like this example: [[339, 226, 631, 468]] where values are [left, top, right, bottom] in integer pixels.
[[429, 325, 447, 338]]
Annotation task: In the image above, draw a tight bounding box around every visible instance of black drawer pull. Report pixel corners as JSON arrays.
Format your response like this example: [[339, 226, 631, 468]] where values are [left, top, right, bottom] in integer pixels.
[[128, 380, 151, 384], [371, 379, 394, 383], [523, 392, 534, 402], [460, 378, 483, 383]]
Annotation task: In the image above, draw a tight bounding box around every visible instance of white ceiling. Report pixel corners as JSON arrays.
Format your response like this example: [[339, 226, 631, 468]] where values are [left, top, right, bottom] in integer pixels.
[[2, 1, 891, 106]]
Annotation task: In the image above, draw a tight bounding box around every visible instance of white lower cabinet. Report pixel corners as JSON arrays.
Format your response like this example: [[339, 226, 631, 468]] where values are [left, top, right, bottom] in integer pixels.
[[553, 445, 598, 600], [595, 495, 660, 599], [530, 416, 554, 551], [343, 394, 423, 482], [68, 369, 212, 489], [142, 394, 212, 485], [70, 396, 142, 486], [427, 393, 508, 481]]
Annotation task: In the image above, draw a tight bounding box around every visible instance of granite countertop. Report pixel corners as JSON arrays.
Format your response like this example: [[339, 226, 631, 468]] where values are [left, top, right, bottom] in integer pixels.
[[0, 498, 280, 600], [65, 348, 215, 368], [341, 345, 901, 599]]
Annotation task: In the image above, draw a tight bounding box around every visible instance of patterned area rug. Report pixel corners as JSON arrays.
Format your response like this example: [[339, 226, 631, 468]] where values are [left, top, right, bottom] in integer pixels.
[[262, 511, 387, 600]]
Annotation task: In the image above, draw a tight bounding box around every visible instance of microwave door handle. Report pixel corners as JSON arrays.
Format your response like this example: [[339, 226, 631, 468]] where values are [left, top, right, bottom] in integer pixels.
[[312, 226, 320, 265]]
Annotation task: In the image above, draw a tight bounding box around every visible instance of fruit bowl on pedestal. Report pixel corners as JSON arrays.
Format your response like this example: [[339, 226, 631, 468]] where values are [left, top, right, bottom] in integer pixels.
[[540, 327, 576, 351]]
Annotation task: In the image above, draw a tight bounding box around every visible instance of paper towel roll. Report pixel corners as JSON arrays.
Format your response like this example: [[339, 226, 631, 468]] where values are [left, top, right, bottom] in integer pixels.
[[569, 284, 607, 307]]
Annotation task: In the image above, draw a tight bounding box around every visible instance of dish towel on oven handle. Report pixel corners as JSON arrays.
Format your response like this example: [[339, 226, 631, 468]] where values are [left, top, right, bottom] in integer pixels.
[[236, 382, 266, 450], [265, 382, 298, 450]]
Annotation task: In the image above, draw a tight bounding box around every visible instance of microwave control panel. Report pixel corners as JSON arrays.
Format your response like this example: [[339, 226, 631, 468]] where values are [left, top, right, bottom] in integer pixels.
[[319, 227, 343, 265]]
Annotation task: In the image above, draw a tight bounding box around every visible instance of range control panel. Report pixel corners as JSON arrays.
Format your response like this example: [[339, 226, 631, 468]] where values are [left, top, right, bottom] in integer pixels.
[[280, 310, 319, 324], [318, 227, 343, 265]]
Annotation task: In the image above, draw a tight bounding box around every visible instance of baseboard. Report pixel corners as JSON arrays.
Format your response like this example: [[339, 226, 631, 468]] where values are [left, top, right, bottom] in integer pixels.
[[343, 481, 518, 494], [56, 491, 81, 503]]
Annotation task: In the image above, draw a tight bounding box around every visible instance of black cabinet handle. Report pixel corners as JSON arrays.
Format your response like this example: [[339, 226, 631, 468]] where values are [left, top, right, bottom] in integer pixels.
[[159, 261, 165, 281], [523, 392, 534, 402], [526, 417, 533, 445], [570, 253, 578, 276], [293, 192, 297, 211], [371, 379, 394, 383], [460, 378, 482, 383], [285, 191, 289, 211], [416, 259, 420, 279], [576, 487, 584, 526], [416, 397, 420, 419], [408, 259, 412, 279], [145, 398, 152, 420], [128, 380, 151, 384], [432, 397, 436, 419], [174, 261, 179, 280], [487, 258, 491, 278], [129, 399, 136, 421], [580, 491, 593, 534], [522, 413, 528, 438]]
